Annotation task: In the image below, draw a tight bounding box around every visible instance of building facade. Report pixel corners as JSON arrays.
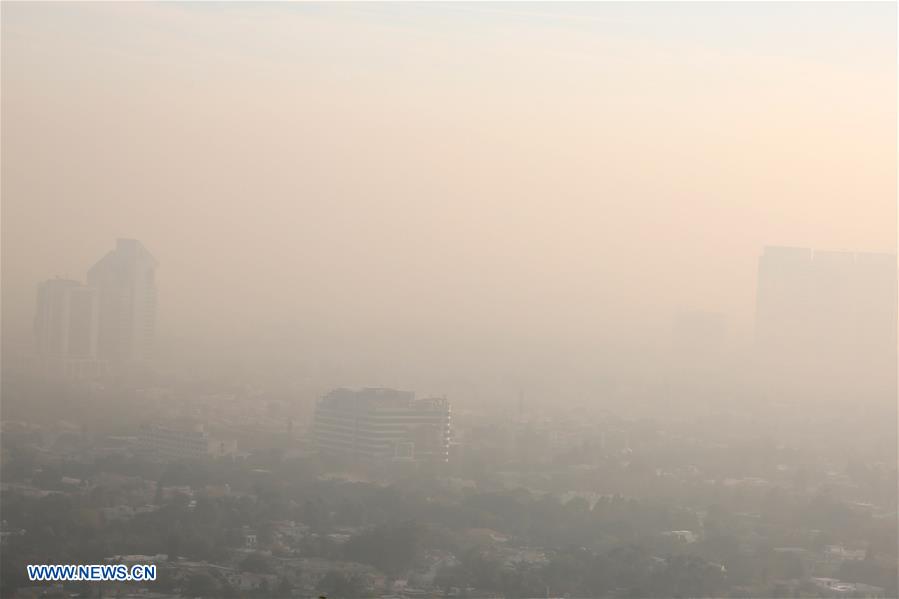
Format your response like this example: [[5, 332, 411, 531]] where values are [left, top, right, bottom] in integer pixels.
[[313, 387, 451, 462], [87, 238, 158, 372], [138, 423, 210, 460], [33, 278, 105, 378]]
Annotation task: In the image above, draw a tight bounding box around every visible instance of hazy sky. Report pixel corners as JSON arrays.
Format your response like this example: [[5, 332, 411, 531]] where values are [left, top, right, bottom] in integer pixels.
[[2, 2, 896, 391]]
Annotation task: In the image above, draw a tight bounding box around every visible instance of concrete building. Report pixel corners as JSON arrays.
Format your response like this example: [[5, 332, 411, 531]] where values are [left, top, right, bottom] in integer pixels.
[[87, 239, 158, 372], [138, 423, 210, 460], [313, 387, 451, 462], [33, 278, 104, 378]]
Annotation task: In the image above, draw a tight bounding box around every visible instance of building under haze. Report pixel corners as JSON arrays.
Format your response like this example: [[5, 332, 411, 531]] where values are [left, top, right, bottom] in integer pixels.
[[87, 239, 158, 372], [313, 387, 451, 462], [138, 422, 210, 461], [33, 278, 104, 378], [755, 246, 897, 402]]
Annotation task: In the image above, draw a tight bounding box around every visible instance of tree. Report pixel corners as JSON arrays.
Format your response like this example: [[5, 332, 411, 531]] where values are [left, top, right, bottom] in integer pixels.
[[275, 576, 294, 598], [652, 555, 726, 598], [343, 521, 422, 576], [166, 533, 181, 561], [240, 552, 272, 574], [183, 572, 221, 598], [317, 571, 366, 598]]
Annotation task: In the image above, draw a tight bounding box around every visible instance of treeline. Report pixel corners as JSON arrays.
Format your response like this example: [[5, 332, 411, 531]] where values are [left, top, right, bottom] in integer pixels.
[[1, 452, 896, 597]]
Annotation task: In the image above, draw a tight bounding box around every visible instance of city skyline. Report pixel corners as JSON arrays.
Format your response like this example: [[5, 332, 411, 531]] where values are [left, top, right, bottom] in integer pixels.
[[31, 239, 158, 379], [2, 2, 895, 399], [1, 4, 896, 598]]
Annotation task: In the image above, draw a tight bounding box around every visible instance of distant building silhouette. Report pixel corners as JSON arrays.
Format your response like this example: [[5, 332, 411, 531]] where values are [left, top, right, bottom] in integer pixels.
[[755, 246, 896, 403], [313, 387, 451, 462], [35, 238, 158, 379], [87, 239, 158, 372], [33, 278, 105, 378]]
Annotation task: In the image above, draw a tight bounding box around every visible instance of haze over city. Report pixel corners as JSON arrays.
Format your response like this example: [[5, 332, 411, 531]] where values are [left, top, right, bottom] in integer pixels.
[[1, 3, 896, 599], [3, 2, 895, 402]]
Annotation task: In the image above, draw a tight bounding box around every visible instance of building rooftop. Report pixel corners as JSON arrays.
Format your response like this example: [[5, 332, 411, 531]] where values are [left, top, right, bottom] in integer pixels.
[[320, 387, 448, 411]]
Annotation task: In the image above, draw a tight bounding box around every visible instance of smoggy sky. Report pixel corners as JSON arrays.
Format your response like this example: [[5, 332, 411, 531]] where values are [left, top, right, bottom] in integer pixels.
[[2, 2, 896, 391]]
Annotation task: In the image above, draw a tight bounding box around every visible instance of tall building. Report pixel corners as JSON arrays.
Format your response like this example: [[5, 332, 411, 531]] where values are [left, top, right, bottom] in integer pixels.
[[755, 246, 897, 402], [313, 387, 452, 462], [87, 239, 158, 371], [33, 278, 103, 378]]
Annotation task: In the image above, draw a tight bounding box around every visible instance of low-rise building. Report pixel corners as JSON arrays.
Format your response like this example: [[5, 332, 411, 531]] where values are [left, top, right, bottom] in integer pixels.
[[313, 388, 451, 462], [138, 423, 209, 460]]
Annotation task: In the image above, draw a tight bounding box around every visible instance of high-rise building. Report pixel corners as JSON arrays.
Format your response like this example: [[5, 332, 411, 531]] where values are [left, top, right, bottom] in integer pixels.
[[33, 278, 103, 378], [87, 239, 158, 371], [755, 246, 897, 402], [313, 387, 452, 462]]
